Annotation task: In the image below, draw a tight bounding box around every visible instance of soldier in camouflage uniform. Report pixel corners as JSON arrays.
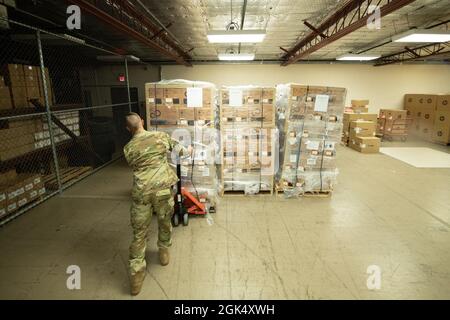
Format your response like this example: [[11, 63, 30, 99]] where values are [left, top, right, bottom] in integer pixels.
[[124, 113, 190, 296]]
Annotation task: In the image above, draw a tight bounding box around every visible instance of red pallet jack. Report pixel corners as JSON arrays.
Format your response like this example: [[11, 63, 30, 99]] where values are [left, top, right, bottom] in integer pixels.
[[172, 163, 208, 227]]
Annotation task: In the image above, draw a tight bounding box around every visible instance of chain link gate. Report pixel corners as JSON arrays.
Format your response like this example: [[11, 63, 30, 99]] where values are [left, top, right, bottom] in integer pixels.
[[0, 18, 140, 226]]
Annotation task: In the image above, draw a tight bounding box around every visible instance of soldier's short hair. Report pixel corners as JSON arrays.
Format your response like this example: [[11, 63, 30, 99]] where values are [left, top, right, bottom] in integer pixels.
[[126, 112, 142, 131]]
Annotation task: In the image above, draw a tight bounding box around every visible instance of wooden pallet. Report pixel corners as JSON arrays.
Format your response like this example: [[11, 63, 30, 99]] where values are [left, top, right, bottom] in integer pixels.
[[221, 189, 274, 196], [275, 183, 332, 198], [44, 166, 92, 190]]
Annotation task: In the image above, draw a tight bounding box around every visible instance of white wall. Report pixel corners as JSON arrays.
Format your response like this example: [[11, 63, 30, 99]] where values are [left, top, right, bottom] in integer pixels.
[[162, 64, 450, 114]]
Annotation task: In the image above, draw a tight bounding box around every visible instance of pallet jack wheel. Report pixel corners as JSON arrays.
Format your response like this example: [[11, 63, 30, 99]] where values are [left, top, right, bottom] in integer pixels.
[[183, 213, 189, 226], [173, 213, 180, 227]]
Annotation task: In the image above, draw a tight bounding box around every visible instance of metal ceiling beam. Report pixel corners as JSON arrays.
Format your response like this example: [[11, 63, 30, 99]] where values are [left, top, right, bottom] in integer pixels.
[[281, 0, 416, 66], [374, 42, 450, 66], [66, 0, 192, 66]]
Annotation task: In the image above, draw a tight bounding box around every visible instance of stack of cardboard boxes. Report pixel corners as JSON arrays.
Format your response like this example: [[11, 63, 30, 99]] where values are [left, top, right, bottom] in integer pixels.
[[0, 111, 79, 161], [146, 82, 214, 126], [0, 170, 46, 219], [220, 86, 275, 127], [0, 64, 54, 109], [145, 80, 219, 205], [276, 84, 347, 195], [376, 109, 409, 140], [342, 113, 378, 146], [220, 86, 277, 194], [348, 120, 380, 153], [433, 95, 450, 145], [404, 94, 450, 144]]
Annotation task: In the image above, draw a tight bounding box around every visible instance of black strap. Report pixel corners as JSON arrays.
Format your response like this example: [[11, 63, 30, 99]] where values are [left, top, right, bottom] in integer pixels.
[[293, 86, 309, 187]]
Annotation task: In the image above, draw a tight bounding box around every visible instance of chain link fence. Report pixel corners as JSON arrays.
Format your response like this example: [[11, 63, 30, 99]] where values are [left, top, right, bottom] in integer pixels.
[[0, 18, 139, 225]]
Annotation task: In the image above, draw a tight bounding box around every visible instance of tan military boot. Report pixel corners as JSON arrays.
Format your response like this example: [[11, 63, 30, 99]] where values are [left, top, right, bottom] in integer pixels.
[[159, 248, 170, 266], [130, 270, 146, 296]]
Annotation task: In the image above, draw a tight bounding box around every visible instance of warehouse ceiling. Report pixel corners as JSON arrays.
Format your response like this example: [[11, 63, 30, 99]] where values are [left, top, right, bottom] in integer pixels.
[[7, 0, 450, 64]]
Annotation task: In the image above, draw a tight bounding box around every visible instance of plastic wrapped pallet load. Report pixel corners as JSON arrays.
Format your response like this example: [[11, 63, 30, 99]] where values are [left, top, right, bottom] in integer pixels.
[[219, 86, 278, 195], [276, 84, 347, 197], [145, 80, 220, 206]]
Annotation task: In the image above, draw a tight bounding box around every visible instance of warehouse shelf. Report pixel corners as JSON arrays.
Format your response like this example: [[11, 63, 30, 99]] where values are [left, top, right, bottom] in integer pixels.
[[0, 135, 89, 169], [0, 104, 85, 120]]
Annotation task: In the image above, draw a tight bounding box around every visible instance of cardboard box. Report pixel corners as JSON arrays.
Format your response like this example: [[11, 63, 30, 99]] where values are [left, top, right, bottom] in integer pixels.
[[404, 94, 437, 108], [351, 100, 369, 107], [0, 133, 34, 150], [350, 137, 380, 153], [0, 75, 5, 87], [146, 105, 179, 126], [379, 109, 407, 121], [23, 65, 40, 79], [10, 86, 28, 108], [420, 106, 435, 122], [349, 120, 376, 139], [436, 95, 450, 113], [432, 124, 450, 144], [343, 113, 378, 136], [351, 106, 369, 113], [179, 107, 195, 121], [26, 86, 41, 101], [432, 110, 450, 144], [0, 86, 13, 109]]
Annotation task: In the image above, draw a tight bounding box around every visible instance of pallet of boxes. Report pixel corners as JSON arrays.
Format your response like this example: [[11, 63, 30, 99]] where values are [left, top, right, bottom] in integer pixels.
[[377, 109, 409, 141], [404, 94, 450, 145], [219, 86, 277, 195], [145, 80, 219, 207], [0, 169, 46, 220], [1, 64, 54, 110], [275, 84, 347, 197], [342, 112, 380, 153]]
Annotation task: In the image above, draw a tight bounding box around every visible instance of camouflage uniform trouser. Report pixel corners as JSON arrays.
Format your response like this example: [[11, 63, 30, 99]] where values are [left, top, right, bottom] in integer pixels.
[[129, 188, 174, 275]]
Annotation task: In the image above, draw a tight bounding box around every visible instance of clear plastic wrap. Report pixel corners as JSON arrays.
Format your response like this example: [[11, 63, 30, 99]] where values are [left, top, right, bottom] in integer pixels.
[[219, 86, 278, 195], [145, 80, 220, 205], [276, 84, 347, 196]]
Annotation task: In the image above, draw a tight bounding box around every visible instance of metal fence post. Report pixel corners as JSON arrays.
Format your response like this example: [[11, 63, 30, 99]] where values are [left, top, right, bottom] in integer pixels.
[[36, 30, 62, 193], [125, 57, 132, 112]]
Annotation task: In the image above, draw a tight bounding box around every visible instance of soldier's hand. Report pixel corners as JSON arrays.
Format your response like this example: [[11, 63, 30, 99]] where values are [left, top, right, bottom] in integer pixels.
[[187, 145, 194, 157]]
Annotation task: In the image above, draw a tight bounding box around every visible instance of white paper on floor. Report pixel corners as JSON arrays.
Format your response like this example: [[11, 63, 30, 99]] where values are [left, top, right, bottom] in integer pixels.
[[380, 147, 450, 168]]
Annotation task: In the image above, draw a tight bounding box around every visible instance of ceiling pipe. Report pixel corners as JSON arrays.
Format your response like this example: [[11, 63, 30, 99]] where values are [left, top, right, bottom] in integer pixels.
[[238, 0, 248, 54]]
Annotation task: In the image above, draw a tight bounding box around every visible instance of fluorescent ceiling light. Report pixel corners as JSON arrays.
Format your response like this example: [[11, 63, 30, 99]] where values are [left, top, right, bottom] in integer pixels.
[[218, 53, 255, 61], [336, 54, 380, 61], [393, 29, 450, 43], [207, 30, 266, 43]]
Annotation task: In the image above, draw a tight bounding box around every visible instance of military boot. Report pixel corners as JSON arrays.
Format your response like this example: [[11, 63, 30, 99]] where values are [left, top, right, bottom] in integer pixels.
[[159, 248, 170, 266], [130, 270, 146, 296]]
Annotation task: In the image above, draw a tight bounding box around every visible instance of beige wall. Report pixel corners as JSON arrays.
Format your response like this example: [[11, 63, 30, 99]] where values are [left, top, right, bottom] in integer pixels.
[[162, 64, 450, 113]]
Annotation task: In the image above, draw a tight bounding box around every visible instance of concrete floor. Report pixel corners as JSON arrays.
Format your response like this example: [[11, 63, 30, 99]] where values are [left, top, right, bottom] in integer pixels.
[[0, 139, 449, 300]]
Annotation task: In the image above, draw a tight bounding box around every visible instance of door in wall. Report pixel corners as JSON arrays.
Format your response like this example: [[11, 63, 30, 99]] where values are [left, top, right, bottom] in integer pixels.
[[110, 87, 139, 147]]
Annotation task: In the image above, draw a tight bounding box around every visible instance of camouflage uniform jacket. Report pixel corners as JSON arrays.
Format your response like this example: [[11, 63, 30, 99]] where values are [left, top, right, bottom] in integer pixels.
[[124, 130, 187, 196]]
